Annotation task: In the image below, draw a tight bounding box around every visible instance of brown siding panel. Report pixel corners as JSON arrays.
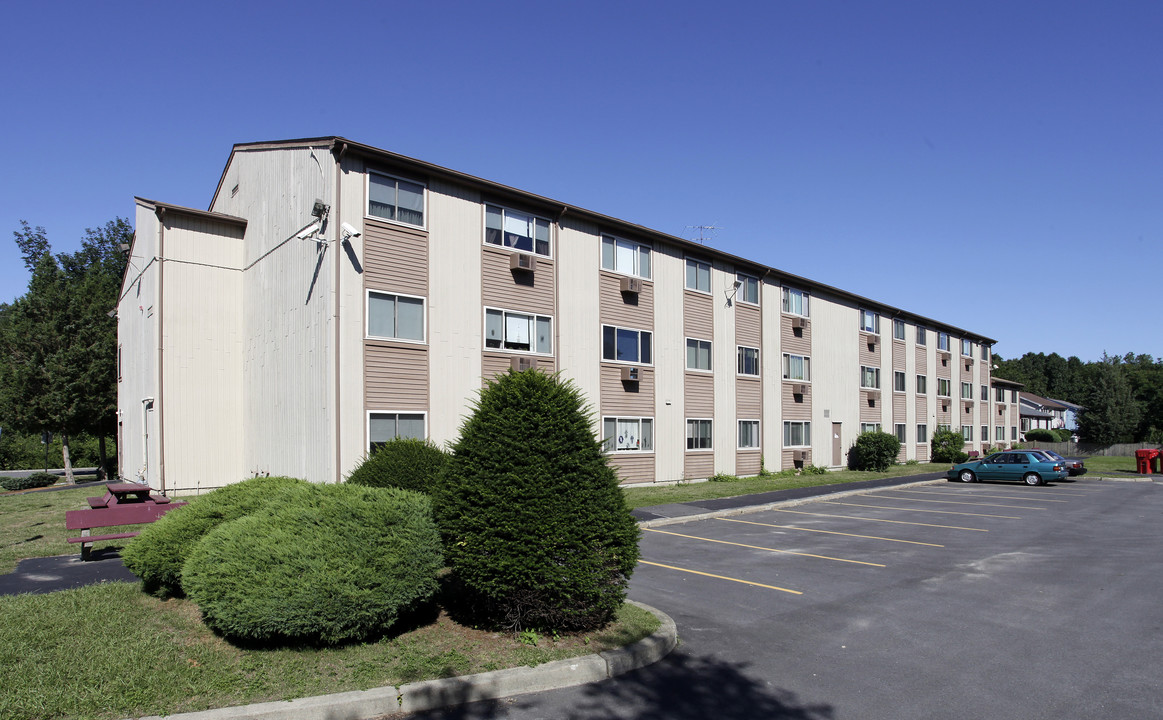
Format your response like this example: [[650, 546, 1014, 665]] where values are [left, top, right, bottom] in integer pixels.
[[685, 373, 715, 417], [735, 304, 761, 347], [684, 453, 714, 480], [683, 291, 713, 339], [893, 340, 907, 371], [600, 365, 655, 416], [481, 248, 555, 315], [599, 273, 654, 329], [610, 454, 655, 484], [481, 354, 555, 384], [782, 383, 811, 420], [781, 316, 811, 355], [736, 378, 762, 418], [364, 219, 428, 296], [782, 448, 812, 469], [736, 452, 761, 476], [365, 343, 428, 410]]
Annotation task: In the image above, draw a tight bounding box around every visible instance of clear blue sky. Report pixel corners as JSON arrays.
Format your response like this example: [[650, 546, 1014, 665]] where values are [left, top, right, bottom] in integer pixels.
[[2, 1, 1159, 363]]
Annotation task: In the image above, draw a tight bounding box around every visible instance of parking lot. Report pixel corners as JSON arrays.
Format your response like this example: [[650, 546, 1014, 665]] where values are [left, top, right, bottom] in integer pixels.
[[416, 477, 1163, 719]]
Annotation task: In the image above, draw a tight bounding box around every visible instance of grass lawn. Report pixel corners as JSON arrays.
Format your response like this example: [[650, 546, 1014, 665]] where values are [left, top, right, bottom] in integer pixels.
[[1080, 455, 1138, 474]]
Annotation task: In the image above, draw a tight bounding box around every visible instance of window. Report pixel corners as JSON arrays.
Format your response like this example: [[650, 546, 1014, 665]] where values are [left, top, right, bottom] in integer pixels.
[[369, 412, 425, 452], [737, 346, 760, 376], [782, 287, 809, 316], [685, 258, 711, 293], [895, 424, 907, 443], [1011, 426, 1018, 440], [736, 273, 759, 304], [916, 375, 928, 394], [601, 234, 651, 278], [783, 353, 810, 381], [937, 378, 951, 397], [860, 366, 881, 389], [980, 385, 989, 401], [893, 319, 905, 340], [687, 419, 713, 450], [961, 382, 973, 399], [938, 332, 950, 351], [602, 325, 652, 364], [995, 426, 1005, 441], [961, 339, 972, 356], [686, 338, 712, 371], [962, 426, 973, 441], [367, 291, 425, 341], [995, 387, 1006, 402], [368, 172, 425, 227], [485, 205, 551, 256], [894, 371, 906, 393], [860, 423, 882, 434], [917, 424, 928, 443], [1021, 418, 1032, 432], [981, 344, 990, 361], [937, 424, 951, 433], [916, 327, 927, 345], [602, 417, 653, 453], [738, 420, 760, 449], [982, 425, 988, 442], [485, 308, 552, 354], [783, 421, 810, 446], [1011, 389, 1018, 403], [860, 310, 879, 334]]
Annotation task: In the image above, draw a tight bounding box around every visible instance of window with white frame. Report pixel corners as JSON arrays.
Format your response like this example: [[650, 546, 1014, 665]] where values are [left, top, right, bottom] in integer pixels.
[[485, 205, 551, 256], [369, 412, 425, 452], [783, 421, 810, 446], [736, 273, 759, 304], [601, 234, 651, 278], [938, 332, 950, 351], [981, 344, 990, 361], [686, 338, 712, 371], [367, 291, 425, 342], [1011, 389, 1018, 403], [685, 258, 711, 293], [995, 387, 1006, 402], [995, 426, 1005, 441], [895, 424, 907, 443], [917, 375, 928, 394], [485, 308, 552, 354], [893, 319, 905, 340], [738, 420, 760, 449], [962, 426, 973, 441], [782, 287, 809, 316], [961, 338, 973, 356], [860, 423, 882, 434], [783, 353, 810, 381], [602, 325, 652, 364], [602, 417, 653, 453], [894, 371, 906, 392], [980, 385, 988, 401], [860, 366, 881, 389], [687, 419, 713, 450], [368, 172, 425, 227], [737, 346, 760, 376], [917, 424, 928, 443], [1011, 426, 1018, 440], [860, 310, 879, 334], [916, 327, 927, 345], [961, 382, 974, 399], [1021, 418, 1032, 432], [981, 425, 988, 442], [937, 378, 951, 397]]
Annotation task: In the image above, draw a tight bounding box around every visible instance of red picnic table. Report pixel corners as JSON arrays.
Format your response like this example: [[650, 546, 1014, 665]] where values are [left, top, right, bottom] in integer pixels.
[[65, 482, 186, 560]]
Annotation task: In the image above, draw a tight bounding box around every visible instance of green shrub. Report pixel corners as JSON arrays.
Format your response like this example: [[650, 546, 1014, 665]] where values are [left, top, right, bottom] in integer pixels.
[[182, 483, 443, 646], [802, 464, 829, 475], [931, 428, 969, 464], [346, 438, 448, 494], [121, 476, 306, 597], [1024, 428, 1056, 443], [849, 431, 901, 471], [905, 459, 920, 466], [0, 471, 58, 491], [1052, 428, 1074, 442], [434, 370, 640, 632], [709, 472, 738, 482]]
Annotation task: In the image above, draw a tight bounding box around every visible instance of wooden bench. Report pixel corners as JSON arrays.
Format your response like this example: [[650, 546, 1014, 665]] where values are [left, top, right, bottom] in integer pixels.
[[65, 501, 186, 560]]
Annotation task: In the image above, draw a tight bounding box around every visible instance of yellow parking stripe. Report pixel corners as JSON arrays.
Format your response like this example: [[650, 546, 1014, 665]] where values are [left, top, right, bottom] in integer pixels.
[[825, 500, 1021, 520], [717, 517, 944, 547], [895, 488, 1071, 503], [645, 528, 885, 566], [638, 560, 803, 595], [867, 494, 1048, 511], [773, 507, 988, 531]]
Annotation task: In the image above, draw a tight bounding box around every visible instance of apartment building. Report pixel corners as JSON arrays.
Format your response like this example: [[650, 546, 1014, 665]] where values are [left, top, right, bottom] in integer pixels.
[[116, 137, 998, 494]]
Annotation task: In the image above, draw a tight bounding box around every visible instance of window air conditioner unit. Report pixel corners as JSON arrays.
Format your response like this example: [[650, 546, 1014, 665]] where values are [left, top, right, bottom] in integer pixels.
[[619, 277, 642, 294], [864, 333, 878, 347], [791, 317, 808, 329], [510, 253, 537, 272], [621, 366, 640, 382], [941, 402, 949, 412], [510, 356, 538, 372], [792, 383, 807, 395], [796, 450, 808, 461]]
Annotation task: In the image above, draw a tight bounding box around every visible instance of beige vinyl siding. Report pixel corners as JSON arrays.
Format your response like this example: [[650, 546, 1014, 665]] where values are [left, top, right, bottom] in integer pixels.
[[685, 373, 715, 418], [482, 246, 555, 314], [760, 282, 783, 462], [736, 452, 761, 476], [916, 444, 929, 462], [683, 290, 714, 340], [336, 153, 371, 482], [609, 454, 655, 484], [859, 334, 881, 367], [735, 304, 761, 347], [601, 365, 655, 416], [893, 341, 906, 371], [365, 343, 428, 410], [555, 217, 601, 434], [782, 448, 812, 467], [915, 396, 928, 428], [364, 219, 428, 295], [684, 453, 714, 480], [782, 382, 811, 420], [781, 316, 811, 355], [736, 379, 762, 418], [599, 273, 654, 328], [652, 245, 686, 483], [481, 353, 556, 384]]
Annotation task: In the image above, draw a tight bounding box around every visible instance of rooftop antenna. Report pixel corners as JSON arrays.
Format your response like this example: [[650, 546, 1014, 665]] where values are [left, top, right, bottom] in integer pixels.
[[686, 225, 721, 244]]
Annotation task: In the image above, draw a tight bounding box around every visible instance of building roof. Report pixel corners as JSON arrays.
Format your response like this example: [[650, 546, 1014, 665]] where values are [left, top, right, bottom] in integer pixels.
[[135, 197, 248, 227], [1019, 392, 1068, 410], [991, 377, 1025, 389], [1046, 397, 1085, 411], [209, 136, 997, 345]]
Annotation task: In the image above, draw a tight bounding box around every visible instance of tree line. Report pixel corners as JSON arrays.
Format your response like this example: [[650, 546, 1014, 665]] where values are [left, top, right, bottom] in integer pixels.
[[994, 351, 1163, 445], [0, 218, 130, 480]]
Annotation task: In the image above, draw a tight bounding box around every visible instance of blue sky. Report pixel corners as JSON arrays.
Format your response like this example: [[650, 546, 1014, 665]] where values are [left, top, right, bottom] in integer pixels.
[[2, 1, 1159, 363]]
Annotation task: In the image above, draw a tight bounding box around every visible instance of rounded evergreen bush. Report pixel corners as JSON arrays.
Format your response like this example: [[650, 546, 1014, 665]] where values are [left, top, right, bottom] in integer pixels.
[[121, 476, 306, 597], [0, 471, 58, 491], [849, 431, 901, 471], [1024, 428, 1056, 443], [182, 483, 443, 646], [931, 428, 969, 464], [434, 369, 640, 633], [346, 437, 448, 493]]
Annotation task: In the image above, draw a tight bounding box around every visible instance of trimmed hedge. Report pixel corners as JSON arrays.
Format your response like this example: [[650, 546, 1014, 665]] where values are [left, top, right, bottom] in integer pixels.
[[1024, 428, 1057, 443], [0, 471, 58, 491], [182, 483, 443, 646], [434, 369, 640, 632], [849, 431, 901, 471], [121, 476, 306, 597], [346, 438, 448, 494]]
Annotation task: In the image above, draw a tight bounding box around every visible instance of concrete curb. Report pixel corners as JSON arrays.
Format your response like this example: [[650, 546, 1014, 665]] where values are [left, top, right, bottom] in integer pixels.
[[130, 600, 676, 720], [1094, 475, 1157, 482]]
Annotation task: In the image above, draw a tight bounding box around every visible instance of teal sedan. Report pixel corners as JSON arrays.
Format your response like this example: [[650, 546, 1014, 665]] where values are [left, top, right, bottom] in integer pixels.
[[947, 451, 1068, 486]]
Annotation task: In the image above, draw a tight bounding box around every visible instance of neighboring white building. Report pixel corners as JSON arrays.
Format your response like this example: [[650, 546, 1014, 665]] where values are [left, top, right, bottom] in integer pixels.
[[117, 137, 999, 494]]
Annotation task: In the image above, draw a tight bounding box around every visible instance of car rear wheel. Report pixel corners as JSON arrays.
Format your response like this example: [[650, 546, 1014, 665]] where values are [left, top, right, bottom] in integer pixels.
[[1023, 472, 1043, 487], [959, 469, 976, 483]]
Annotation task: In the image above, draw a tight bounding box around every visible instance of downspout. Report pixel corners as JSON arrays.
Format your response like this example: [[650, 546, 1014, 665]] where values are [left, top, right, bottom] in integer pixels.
[[334, 142, 347, 483], [154, 206, 167, 493]]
